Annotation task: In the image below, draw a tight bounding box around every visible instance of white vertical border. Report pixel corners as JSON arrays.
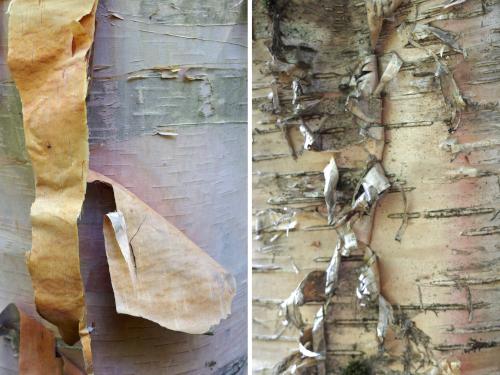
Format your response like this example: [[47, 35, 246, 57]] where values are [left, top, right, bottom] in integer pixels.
[[247, 0, 253, 373]]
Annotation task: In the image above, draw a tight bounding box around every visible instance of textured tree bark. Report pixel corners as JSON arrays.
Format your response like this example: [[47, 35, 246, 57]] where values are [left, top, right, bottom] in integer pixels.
[[0, 0, 248, 374], [252, 0, 499, 374]]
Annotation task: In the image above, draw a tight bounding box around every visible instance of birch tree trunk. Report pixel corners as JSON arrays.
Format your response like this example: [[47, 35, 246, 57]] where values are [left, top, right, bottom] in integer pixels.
[[252, 0, 499, 374], [0, 0, 248, 374]]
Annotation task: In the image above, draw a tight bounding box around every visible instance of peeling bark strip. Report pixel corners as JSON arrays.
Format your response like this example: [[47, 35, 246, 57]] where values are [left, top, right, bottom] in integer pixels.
[[7, 2, 237, 373], [7, 0, 98, 363], [88, 171, 236, 335]]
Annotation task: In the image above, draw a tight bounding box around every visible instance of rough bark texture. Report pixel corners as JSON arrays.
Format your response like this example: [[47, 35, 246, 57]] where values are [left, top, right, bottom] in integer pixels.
[[0, 0, 247, 374], [252, 0, 499, 374]]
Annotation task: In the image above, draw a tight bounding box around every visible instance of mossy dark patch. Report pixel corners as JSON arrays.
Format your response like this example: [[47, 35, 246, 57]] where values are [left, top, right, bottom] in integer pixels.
[[341, 360, 371, 375]]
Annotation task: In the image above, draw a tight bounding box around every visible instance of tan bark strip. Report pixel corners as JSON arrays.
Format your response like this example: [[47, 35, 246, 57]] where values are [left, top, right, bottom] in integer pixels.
[[87, 171, 236, 335], [7, 0, 98, 354]]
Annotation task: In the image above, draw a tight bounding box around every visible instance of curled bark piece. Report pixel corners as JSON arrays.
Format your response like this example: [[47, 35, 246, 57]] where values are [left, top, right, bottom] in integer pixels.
[[323, 158, 339, 225], [356, 248, 394, 343], [395, 186, 408, 242], [353, 162, 391, 212], [299, 119, 320, 151], [88, 171, 236, 335], [346, 56, 381, 125], [272, 351, 318, 375], [255, 208, 297, 235], [442, 0, 467, 8], [7, 0, 98, 348], [312, 308, 326, 375], [377, 295, 394, 343], [340, 223, 359, 257], [0, 304, 85, 375], [373, 52, 403, 97], [356, 247, 380, 306], [413, 24, 466, 56], [292, 79, 304, 113], [325, 240, 342, 296], [104, 212, 138, 285], [436, 62, 466, 126], [366, 0, 403, 48], [299, 339, 320, 358], [298, 308, 326, 373], [430, 359, 462, 375], [281, 292, 305, 330], [361, 163, 391, 197], [333, 163, 389, 227], [280, 271, 326, 329], [271, 79, 281, 113]]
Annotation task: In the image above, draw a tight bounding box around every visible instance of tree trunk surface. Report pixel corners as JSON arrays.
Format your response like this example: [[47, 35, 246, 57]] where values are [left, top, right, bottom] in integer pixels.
[[252, 0, 499, 374]]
